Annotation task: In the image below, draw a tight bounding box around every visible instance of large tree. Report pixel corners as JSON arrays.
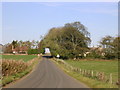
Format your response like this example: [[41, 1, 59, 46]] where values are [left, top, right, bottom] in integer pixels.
[[112, 36, 120, 59], [3, 40, 39, 54], [11, 40, 18, 50], [39, 22, 91, 59], [100, 35, 120, 59]]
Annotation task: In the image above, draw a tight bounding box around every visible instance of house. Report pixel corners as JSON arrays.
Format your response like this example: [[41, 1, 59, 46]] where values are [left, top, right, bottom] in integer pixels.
[[12, 46, 28, 54], [90, 46, 105, 56]]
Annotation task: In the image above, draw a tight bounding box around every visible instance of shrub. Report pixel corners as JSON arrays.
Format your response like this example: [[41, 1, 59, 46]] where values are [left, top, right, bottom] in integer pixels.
[[2, 59, 28, 76], [28, 49, 39, 55]]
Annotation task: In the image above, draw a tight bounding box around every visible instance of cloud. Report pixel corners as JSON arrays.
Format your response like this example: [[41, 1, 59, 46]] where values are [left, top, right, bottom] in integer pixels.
[[40, 2, 118, 16], [1, 0, 119, 2], [70, 7, 118, 16], [39, 2, 63, 7]]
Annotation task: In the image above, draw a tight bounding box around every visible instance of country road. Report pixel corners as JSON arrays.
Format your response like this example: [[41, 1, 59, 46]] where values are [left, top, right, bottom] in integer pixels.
[[4, 57, 89, 88]]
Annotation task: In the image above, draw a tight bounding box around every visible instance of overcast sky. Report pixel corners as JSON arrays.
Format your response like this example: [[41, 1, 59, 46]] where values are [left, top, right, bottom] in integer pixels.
[[2, 2, 118, 46]]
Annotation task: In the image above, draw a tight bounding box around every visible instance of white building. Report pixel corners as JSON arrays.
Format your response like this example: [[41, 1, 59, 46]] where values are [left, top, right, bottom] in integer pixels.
[[45, 48, 50, 54]]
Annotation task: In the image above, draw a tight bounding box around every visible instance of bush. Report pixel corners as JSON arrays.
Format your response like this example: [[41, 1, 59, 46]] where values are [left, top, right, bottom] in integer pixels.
[[104, 53, 115, 59], [2, 59, 28, 76], [28, 49, 39, 55]]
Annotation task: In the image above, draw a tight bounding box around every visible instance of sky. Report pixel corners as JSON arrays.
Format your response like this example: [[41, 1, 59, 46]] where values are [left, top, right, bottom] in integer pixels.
[[2, 2, 118, 46], [1, 0, 119, 2]]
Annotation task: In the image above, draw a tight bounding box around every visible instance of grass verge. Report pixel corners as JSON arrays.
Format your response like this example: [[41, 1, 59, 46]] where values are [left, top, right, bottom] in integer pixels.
[[66, 59, 118, 83], [2, 57, 40, 87], [52, 58, 118, 88]]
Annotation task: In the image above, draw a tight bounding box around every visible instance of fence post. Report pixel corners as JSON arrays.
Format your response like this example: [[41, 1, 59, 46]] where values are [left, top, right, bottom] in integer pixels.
[[88, 70, 90, 77], [109, 73, 112, 84], [84, 70, 86, 76], [80, 68, 81, 74], [78, 68, 80, 73], [77, 68, 79, 72], [101, 72, 104, 81], [86, 70, 88, 77], [73, 68, 75, 71], [71, 66, 73, 71], [82, 69, 84, 75], [91, 70, 93, 77], [96, 71, 98, 79]]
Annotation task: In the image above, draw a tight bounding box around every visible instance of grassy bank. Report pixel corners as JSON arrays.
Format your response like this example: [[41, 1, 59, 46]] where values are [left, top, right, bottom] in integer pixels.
[[2, 55, 40, 87], [65, 59, 118, 83], [53, 58, 118, 88]]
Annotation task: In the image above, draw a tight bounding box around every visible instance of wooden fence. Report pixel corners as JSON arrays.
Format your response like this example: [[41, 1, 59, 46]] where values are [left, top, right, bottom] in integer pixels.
[[54, 59, 119, 85]]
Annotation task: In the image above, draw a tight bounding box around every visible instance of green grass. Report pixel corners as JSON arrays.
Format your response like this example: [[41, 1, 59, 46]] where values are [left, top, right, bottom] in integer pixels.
[[53, 59, 118, 88], [2, 55, 37, 62], [65, 59, 118, 84]]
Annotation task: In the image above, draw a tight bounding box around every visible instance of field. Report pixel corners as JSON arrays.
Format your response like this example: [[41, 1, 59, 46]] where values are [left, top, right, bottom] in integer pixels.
[[54, 59, 118, 88], [1, 54, 39, 86], [65, 59, 118, 83], [2, 55, 37, 62]]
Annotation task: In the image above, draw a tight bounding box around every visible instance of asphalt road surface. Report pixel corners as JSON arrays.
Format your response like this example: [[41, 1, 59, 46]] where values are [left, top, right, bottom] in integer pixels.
[[5, 57, 89, 88]]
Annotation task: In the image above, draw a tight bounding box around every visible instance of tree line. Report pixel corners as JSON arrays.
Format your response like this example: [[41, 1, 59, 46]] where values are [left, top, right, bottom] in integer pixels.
[[99, 36, 119, 59], [3, 40, 40, 54], [39, 21, 119, 60], [2, 21, 119, 60]]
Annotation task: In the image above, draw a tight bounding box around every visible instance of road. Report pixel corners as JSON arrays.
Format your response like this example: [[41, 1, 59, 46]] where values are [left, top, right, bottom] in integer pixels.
[[5, 57, 89, 88]]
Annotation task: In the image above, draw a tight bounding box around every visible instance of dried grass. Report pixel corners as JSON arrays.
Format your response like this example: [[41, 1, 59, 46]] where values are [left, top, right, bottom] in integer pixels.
[[2, 59, 29, 76]]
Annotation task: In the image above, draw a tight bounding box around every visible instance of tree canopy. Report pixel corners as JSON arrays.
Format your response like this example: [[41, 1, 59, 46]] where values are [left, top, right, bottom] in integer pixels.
[[99, 35, 120, 59], [39, 21, 91, 59]]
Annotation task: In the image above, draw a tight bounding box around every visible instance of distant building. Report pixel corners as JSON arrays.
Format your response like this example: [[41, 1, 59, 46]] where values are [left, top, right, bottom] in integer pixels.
[[57, 54, 60, 58], [83, 46, 105, 57], [45, 48, 50, 54], [12, 46, 28, 54], [90, 46, 105, 56]]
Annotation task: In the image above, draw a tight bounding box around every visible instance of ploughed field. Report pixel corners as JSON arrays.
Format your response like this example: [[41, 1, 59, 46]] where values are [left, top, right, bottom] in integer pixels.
[[65, 59, 118, 83], [1, 55, 37, 62]]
